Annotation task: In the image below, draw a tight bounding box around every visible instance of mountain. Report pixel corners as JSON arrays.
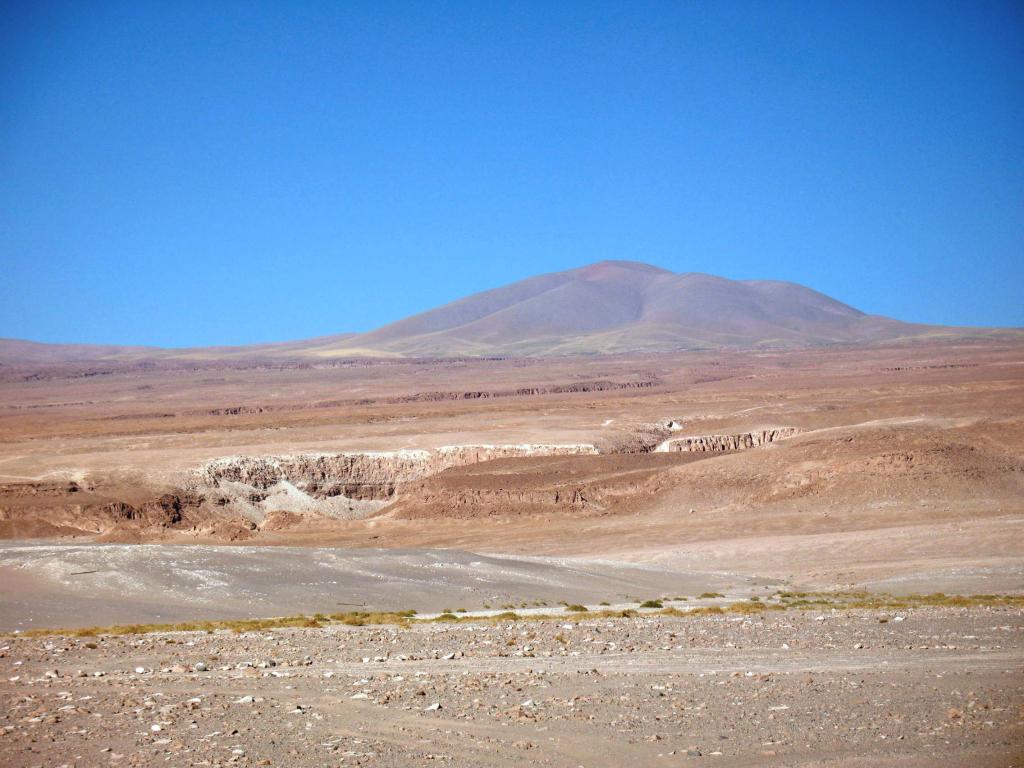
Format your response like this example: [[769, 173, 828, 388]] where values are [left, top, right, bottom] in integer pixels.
[[0, 261, 1016, 363], [341, 261, 918, 356]]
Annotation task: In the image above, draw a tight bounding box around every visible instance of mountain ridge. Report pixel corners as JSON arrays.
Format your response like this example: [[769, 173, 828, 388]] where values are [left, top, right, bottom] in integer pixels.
[[1, 261, 1019, 363]]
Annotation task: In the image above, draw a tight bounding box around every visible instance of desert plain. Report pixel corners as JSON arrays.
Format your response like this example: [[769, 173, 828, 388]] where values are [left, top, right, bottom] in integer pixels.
[[1, 339, 1022, 766]]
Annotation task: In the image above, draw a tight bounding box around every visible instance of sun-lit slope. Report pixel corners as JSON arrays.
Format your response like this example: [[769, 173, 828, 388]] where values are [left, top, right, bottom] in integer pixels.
[[339, 260, 934, 356], [0, 338, 163, 365], [0, 334, 360, 365], [3, 260, 1019, 363]]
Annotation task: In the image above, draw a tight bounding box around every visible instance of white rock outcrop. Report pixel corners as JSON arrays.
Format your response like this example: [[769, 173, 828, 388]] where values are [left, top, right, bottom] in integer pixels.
[[654, 428, 799, 453]]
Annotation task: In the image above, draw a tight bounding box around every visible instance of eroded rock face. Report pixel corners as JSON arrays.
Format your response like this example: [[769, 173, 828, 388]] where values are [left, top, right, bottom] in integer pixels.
[[391, 485, 596, 520], [0, 484, 234, 540], [99, 493, 204, 526], [201, 450, 434, 500], [202, 445, 596, 494], [654, 428, 800, 453], [197, 444, 599, 521]]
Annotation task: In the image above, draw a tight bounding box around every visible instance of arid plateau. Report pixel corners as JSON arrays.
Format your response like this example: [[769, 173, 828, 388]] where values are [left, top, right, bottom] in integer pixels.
[[1, 266, 1023, 766]]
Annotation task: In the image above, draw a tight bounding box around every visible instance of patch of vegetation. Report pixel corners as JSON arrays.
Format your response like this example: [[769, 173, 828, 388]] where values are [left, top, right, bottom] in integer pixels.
[[661, 605, 724, 617], [639, 599, 663, 609], [329, 610, 416, 627], [728, 601, 769, 614], [774, 591, 1024, 612], [13, 592, 1023, 638], [699, 592, 725, 599]]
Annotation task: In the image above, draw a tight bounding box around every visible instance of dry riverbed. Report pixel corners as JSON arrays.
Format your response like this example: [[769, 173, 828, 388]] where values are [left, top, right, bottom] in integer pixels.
[[2, 606, 1022, 767], [0, 543, 760, 632]]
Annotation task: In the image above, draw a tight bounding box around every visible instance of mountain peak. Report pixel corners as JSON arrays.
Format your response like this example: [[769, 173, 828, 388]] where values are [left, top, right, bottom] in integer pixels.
[[573, 260, 673, 277], [7, 262, 1004, 364], [346, 262, 925, 357]]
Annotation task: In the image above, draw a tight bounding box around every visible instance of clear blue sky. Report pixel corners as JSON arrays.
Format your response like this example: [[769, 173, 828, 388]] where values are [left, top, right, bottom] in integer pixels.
[[2, 1, 1022, 347]]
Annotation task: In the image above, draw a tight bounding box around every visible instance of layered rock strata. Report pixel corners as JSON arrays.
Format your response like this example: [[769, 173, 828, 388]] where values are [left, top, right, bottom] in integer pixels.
[[198, 444, 599, 521], [654, 428, 799, 453]]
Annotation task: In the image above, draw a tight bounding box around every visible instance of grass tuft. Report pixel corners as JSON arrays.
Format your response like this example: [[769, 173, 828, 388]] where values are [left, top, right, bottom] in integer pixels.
[[12, 592, 1022, 638]]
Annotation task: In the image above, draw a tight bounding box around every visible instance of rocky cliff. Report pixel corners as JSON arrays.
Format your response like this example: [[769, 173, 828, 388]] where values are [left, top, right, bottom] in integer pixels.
[[197, 443, 599, 521], [654, 428, 799, 453]]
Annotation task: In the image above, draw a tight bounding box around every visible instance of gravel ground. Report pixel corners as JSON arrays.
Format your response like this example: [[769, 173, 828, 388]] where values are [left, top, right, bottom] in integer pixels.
[[2, 606, 1022, 767]]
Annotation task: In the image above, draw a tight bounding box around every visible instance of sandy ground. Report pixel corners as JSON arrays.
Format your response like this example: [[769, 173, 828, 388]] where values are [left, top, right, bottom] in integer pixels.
[[0, 543, 764, 632], [2, 607, 1022, 767]]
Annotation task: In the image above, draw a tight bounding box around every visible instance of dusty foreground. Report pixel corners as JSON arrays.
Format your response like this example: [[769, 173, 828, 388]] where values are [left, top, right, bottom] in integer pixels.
[[2, 607, 1022, 768]]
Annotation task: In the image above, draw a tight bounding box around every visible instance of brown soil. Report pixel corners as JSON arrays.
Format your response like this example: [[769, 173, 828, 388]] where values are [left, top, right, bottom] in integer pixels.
[[2, 340, 1023, 767], [0, 341, 1021, 591]]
